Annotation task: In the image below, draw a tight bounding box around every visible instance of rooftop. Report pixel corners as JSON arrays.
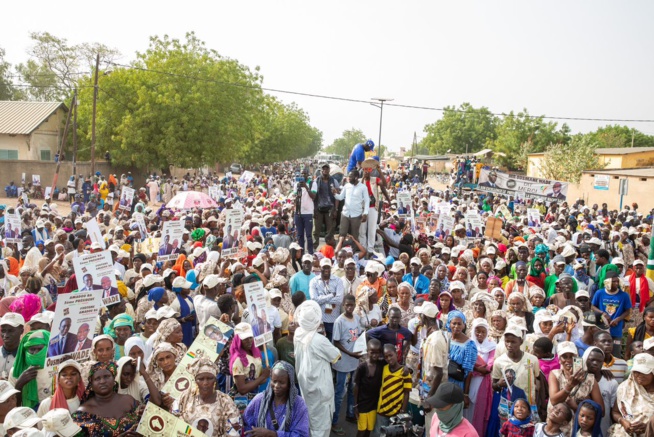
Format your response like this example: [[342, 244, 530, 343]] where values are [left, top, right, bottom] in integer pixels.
[[582, 167, 654, 178], [528, 146, 654, 157], [0, 101, 67, 135]]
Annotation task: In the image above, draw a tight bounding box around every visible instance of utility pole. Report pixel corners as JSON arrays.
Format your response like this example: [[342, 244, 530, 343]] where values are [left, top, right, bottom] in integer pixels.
[[72, 88, 78, 177], [50, 91, 75, 197], [632, 129, 635, 148], [91, 54, 100, 176], [371, 97, 393, 159], [412, 131, 417, 157]]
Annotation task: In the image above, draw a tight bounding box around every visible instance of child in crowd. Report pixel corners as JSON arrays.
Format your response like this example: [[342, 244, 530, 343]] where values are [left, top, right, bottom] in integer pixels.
[[571, 400, 603, 437], [534, 403, 572, 437], [625, 340, 643, 378], [372, 343, 412, 435], [530, 289, 546, 314], [594, 330, 628, 383], [353, 339, 383, 437], [275, 322, 296, 367], [532, 337, 560, 380], [500, 398, 535, 437]]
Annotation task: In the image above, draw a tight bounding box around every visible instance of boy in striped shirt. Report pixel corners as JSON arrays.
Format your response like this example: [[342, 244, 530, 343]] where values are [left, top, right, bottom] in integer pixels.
[[372, 343, 413, 434]]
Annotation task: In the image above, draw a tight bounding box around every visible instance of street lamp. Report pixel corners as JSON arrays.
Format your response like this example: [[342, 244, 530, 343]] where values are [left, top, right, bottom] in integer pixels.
[[371, 97, 393, 159]]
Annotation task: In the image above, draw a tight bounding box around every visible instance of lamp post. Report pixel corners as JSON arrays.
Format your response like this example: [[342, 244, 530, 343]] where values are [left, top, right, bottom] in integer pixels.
[[371, 97, 393, 159]]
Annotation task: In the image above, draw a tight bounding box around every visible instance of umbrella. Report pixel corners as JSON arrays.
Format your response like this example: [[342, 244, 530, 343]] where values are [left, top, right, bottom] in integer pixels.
[[165, 191, 218, 210]]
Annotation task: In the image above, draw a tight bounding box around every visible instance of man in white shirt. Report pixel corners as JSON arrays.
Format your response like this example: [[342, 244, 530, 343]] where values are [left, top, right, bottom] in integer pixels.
[[335, 170, 370, 242], [294, 169, 316, 254]]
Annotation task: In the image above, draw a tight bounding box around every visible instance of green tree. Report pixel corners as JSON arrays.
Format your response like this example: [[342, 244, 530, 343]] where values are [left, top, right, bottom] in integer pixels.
[[324, 128, 367, 159], [0, 47, 22, 100], [539, 135, 605, 183], [491, 110, 570, 170], [586, 125, 654, 149]]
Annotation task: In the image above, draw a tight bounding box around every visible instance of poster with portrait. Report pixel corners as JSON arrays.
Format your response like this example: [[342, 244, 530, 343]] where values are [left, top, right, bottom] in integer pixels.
[[106, 192, 114, 206], [222, 208, 243, 257], [161, 317, 231, 400], [3, 212, 21, 243], [21, 173, 25, 184], [119, 186, 135, 211], [72, 251, 120, 307], [437, 201, 452, 216], [32, 174, 41, 186], [45, 291, 103, 372], [244, 282, 273, 347], [84, 219, 106, 250], [137, 403, 206, 437], [429, 196, 440, 213], [497, 204, 513, 220], [44, 186, 52, 199], [396, 191, 412, 218], [436, 215, 455, 239], [133, 212, 148, 241], [136, 237, 161, 255], [238, 170, 255, 184], [464, 212, 484, 238], [527, 208, 541, 229], [158, 220, 184, 262], [208, 186, 222, 201]]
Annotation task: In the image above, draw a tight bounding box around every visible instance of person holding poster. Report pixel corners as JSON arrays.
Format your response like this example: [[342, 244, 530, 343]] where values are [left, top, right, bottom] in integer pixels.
[[10, 330, 52, 409], [229, 323, 270, 411]]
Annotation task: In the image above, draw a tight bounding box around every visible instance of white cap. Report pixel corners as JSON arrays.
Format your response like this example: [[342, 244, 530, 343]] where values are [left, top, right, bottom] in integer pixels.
[[229, 262, 244, 273], [344, 258, 357, 267], [142, 274, 163, 288], [0, 381, 19, 402], [643, 337, 654, 351], [13, 429, 44, 437], [3, 407, 43, 431], [486, 246, 496, 254], [409, 257, 421, 266], [557, 341, 578, 357], [454, 224, 465, 231], [246, 241, 262, 251], [612, 257, 625, 266], [503, 326, 525, 340], [441, 247, 451, 254], [576, 290, 590, 299], [161, 268, 175, 279], [234, 322, 254, 340], [172, 276, 193, 289], [634, 259, 645, 266], [588, 237, 602, 245], [269, 288, 283, 299], [202, 274, 228, 289], [289, 242, 302, 251], [0, 313, 25, 327], [41, 408, 81, 437], [448, 281, 465, 291], [252, 256, 265, 268], [319, 258, 332, 268], [414, 301, 438, 318], [140, 263, 154, 272], [301, 254, 314, 263], [364, 263, 379, 274], [144, 308, 160, 321], [155, 305, 179, 319], [631, 353, 654, 374], [389, 261, 405, 273], [90, 242, 103, 250]]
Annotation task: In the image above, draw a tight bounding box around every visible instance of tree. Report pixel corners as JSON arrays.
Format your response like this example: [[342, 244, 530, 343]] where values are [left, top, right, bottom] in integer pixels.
[[586, 125, 654, 149], [539, 135, 605, 183], [324, 128, 367, 159], [419, 103, 497, 156], [0, 47, 21, 100], [491, 110, 570, 170]]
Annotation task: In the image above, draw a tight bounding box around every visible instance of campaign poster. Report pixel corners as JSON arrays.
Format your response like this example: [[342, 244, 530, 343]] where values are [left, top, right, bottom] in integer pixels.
[[44, 186, 52, 199], [161, 317, 231, 400], [428, 196, 440, 213], [21, 193, 28, 206], [137, 403, 206, 437], [134, 212, 148, 240], [436, 215, 455, 239], [21, 173, 25, 184], [158, 220, 184, 262], [396, 191, 412, 218], [238, 170, 255, 184], [119, 186, 135, 211], [84, 219, 105, 250], [465, 212, 484, 238], [527, 208, 541, 228], [4, 212, 21, 243], [106, 192, 114, 206], [477, 168, 568, 202], [497, 204, 513, 220], [136, 237, 161, 255], [32, 175, 41, 186], [222, 208, 243, 257], [72, 251, 120, 307], [208, 186, 222, 201], [244, 282, 273, 347], [437, 201, 452, 216], [45, 291, 102, 371]]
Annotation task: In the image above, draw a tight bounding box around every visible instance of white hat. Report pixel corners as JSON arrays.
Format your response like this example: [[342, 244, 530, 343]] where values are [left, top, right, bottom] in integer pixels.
[[142, 274, 163, 288], [612, 257, 625, 266], [576, 290, 590, 299], [246, 241, 262, 251], [441, 247, 451, 254], [202, 274, 227, 289], [414, 301, 438, 318], [0, 381, 19, 402], [0, 313, 24, 327], [13, 430, 44, 437], [3, 407, 43, 431], [643, 337, 654, 351], [140, 263, 154, 272], [155, 305, 179, 319], [289, 242, 302, 251], [90, 242, 103, 250], [454, 224, 465, 231], [144, 308, 160, 321], [172, 276, 193, 289], [560, 245, 576, 258], [26, 311, 54, 327], [269, 288, 283, 299], [344, 258, 357, 267], [631, 353, 654, 374], [57, 359, 82, 375], [448, 281, 465, 291], [409, 257, 421, 266], [503, 326, 525, 340], [252, 256, 265, 268], [634, 259, 645, 266], [557, 341, 578, 357], [389, 261, 405, 273], [588, 237, 602, 245], [364, 263, 379, 274], [495, 259, 507, 270], [161, 268, 175, 279], [108, 244, 120, 254], [319, 258, 332, 268], [42, 408, 81, 437], [234, 322, 254, 340], [229, 262, 244, 273], [486, 246, 496, 255], [301, 254, 314, 263]]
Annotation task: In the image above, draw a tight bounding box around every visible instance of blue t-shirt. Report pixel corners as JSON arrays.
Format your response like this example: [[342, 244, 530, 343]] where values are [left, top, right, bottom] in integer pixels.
[[591, 288, 632, 337], [347, 143, 366, 173], [402, 273, 430, 295], [289, 271, 316, 300]]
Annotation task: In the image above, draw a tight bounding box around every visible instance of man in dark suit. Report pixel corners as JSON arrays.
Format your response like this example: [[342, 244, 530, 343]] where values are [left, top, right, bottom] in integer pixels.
[[479, 171, 500, 188], [158, 234, 172, 256], [70, 323, 92, 352], [79, 274, 97, 292], [48, 317, 77, 356], [545, 182, 567, 200]]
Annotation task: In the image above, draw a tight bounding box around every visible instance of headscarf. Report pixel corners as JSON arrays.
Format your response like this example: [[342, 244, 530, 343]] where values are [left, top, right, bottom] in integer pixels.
[[116, 356, 141, 402], [6, 257, 19, 276], [148, 287, 166, 303], [533, 309, 555, 337], [172, 254, 187, 278], [103, 313, 134, 339], [12, 329, 50, 408], [489, 309, 508, 339], [508, 398, 533, 428], [116, 280, 129, 298], [535, 244, 550, 263], [191, 228, 206, 242], [150, 319, 181, 352], [507, 291, 532, 314], [471, 318, 496, 355], [446, 310, 466, 332], [9, 294, 42, 322], [436, 290, 456, 313], [81, 361, 118, 403], [571, 399, 603, 437], [436, 398, 464, 433], [50, 360, 85, 410], [0, 297, 17, 317], [228, 331, 262, 371], [90, 335, 115, 361], [582, 346, 604, 365], [470, 292, 498, 319], [188, 355, 218, 378], [146, 342, 180, 386], [124, 337, 146, 358], [294, 300, 322, 349], [256, 361, 299, 432], [528, 257, 546, 281]]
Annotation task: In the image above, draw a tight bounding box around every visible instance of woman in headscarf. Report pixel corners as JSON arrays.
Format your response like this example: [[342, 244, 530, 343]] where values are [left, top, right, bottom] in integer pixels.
[[229, 323, 270, 411], [103, 313, 134, 360], [147, 318, 186, 363], [464, 292, 497, 333], [171, 276, 195, 347], [9, 329, 51, 409], [609, 353, 654, 437], [36, 359, 84, 417], [535, 243, 550, 267], [571, 399, 604, 437], [244, 361, 310, 436], [527, 256, 547, 289], [355, 286, 383, 330], [436, 290, 455, 328], [445, 310, 478, 389], [0, 260, 19, 297], [493, 286, 507, 311], [72, 361, 143, 436], [80, 334, 115, 386], [173, 357, 242, 437], [388, 282, 415, 328], [507, 291, 535, 333], [147, 343, 180, 411], [116, 353, 161, 406], [489, 309, 508, 344], [294, 300, 341, 437], [5, 257, 19, 278], [0, 296, 17, 318], [464, 318, 496, 436], [172, 254, 188, 279]]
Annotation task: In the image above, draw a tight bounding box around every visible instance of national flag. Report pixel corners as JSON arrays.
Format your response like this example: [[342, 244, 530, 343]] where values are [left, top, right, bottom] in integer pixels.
[[647, 228, 654, 281], [184, 426, 192, 435], [186, 351, 196, 359]]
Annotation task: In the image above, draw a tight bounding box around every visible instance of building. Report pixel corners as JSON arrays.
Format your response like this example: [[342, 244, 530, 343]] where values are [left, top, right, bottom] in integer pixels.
[[526, 147, 654, 178], [0, 101, 67, 161], [570, 167, 654, 210]]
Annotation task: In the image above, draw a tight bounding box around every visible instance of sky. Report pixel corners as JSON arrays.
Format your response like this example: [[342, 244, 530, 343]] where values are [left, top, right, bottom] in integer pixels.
[[2, 1, 653, 153]]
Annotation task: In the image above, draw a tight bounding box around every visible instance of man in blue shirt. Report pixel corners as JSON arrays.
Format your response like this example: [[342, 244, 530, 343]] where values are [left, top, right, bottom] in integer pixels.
[[346, 139, 376, 173], [289, 254, 316, 301], [402, 257, 430, 295], [591, 271, 632, 358]]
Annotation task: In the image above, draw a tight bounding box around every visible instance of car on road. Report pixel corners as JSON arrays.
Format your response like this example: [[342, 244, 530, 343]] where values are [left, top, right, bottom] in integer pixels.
[[230, 163, 243, 174]]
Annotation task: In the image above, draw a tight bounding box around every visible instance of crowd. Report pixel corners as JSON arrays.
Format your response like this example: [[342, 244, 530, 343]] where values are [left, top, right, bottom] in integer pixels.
[[0, 140, 653, 437]]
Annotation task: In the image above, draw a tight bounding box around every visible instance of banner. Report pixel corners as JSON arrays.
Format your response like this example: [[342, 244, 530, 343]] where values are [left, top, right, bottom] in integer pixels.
[[137, 403, 206, 437], [46, 291, 102, 370], [4, 212, 21, 243], [119, 187, 135, 211], [244, 282, 273, 347], [396, 191, 412, 218], [476, 168, 568, 202], [222, 208, 243, 257], [32, 175, 41, 186], [436, 215, 454, 239], [134, 212, 148, 240], [84, 219, 106, 250], [72, 251, 120, 307], [158, 221, 184, 262], [161, 317, 232, 400], [465, 212, 484, 237], [527, 208, 542, 228], [238, 171, 255, 184], [594, 175, 610, 191]]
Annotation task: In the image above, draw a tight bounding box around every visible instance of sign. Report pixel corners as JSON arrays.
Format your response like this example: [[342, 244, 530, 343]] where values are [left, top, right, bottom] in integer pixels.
[[133, 212, 148, 241], [477, 168, 568, 202], [72, 251, 120, 307], [21, 173, 25, 184], [137, 403, 205, 437], [44, 186, 52, 199], [84, 219, 106, 250], [158, 220, 184, 262], [244, 282, 273, 347], [46, 291, 103, 370], [527, 208, 542, 229], [161, 317, 232, 400], [32, 175, 41, 186], [593, 175, 610, 191], [238, 171, 255, 184], [464, 212, 484, 237], [396, 191, 412, 218], [208, 186, 222, 201], [428, 196, 440, 213], [222, 208, 243, 257], [436, 215, 454, 238], [497, 205, 512, 220], [484, 217, 504, 241], [4, 212, 21, 243], [119, 187, 135, 211], [619, 178, 629, 196], [136, 237, 161, 255]]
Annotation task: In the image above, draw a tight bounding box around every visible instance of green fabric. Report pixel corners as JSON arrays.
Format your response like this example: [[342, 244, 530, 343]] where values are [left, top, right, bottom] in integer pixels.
[[191, 228, 206, 241], [436, 401, 464, 433], [596, 264, 620, 289], [103, 313, 134, 339], [529, 257, 546, 278], [12, 330, 50, 408], [545, 274, 559, 297]]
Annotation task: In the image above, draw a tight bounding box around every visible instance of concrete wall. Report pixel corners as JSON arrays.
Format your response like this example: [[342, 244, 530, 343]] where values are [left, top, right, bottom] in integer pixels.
[[0, 108, 65, 161], [565, 173, 653, 210]]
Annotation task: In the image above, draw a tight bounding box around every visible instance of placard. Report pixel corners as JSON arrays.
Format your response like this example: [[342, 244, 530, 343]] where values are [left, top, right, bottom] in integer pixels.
[[497, 205, 512, 220], [244, 282, 273, 347], [32, 175, 41, 186], [119, 187, 135, 211], [436, 215, 454, 238], [21, 173, 25, 184], [465, 212, 484, 237], [136, 237, 161, 255], [84, 219, 106, 250], [484, 217, 504, 241], [72, 251, 120, 306], [4, 212, 21, 243], [134, 212, 148, 241], [396, 191, 412, 218], [428, 196, 440, 213], [222, 208, 243, 257], [137, 403, 205, 437], [238, 171, 255, 184], [593, 175, 610, 191], [208, 186, 222, 201], [44, 186, 52, 199], [46, 291, 103, 371], [158, 220, 184, 262], [527, 208, 541, 228], [477, 168, 568, 202]]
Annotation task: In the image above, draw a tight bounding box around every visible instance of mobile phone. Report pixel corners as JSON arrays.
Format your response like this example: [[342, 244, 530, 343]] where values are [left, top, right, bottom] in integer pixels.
[[137, 357, 141, 371], [573, 357, 583, 374]]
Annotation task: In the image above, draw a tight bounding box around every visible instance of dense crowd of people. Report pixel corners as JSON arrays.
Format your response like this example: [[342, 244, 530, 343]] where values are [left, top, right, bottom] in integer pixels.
[[0, 141, 653, 437]]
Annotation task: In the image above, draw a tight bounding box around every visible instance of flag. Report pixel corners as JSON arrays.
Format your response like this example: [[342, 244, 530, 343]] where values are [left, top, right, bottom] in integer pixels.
[[184, 426, 192, 435], [647, 228, 654, 281], [186, 351, 196, 359]]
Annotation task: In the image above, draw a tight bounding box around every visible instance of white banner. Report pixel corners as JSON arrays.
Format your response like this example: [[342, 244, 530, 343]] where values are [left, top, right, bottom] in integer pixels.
[[73, 251, 120, 307], [222, 208, 243, 257], [158, 220, 185, 262], [84, 219, 106, 250], [477, 168, 568, 202]]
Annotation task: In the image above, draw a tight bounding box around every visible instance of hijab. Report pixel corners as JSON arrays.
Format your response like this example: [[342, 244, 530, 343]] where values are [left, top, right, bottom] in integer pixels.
[[50, 360, 84, 410], [0, 297, 17, 317], [90, 335, 115, 362], [81, 361, 118, 403], [446, 310, 466, 332], [150, 318, 181, 352], [12, 329, 50, 408], [116, 356, 141, 402], [294, 300, 322, 349], [508, 398, 533, 428], [571, 399, 603, 437], [228, 333, 262, 372], [9, 294, 42, 322], [256, 361, 298, 432], [489, 309, 508, 340], [124, 336, 146, 358], [471, 318, 496, 356]]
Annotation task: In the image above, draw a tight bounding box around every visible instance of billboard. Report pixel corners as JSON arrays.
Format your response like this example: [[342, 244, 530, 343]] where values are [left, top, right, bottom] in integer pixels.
[[477, 168, 568, 202]]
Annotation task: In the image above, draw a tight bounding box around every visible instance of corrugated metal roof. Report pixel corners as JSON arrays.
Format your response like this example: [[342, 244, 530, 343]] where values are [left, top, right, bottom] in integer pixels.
[[583, 167, 654, 177], [594, 147, 654, 155], [0, 101, 67, 135]]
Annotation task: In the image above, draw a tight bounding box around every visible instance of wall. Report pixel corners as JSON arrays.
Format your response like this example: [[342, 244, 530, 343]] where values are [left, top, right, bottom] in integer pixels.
[[0, 134, 29, 159], [564, 173, 653, 210], [0, 108, 65, 161], [597, 155, 624, 169], [622, 152, 654, 168]]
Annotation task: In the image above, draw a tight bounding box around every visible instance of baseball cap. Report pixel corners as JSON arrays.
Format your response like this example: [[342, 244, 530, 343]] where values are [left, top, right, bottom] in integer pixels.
[[26, 311, 54, 327], [234, 322, 254, 340], [90, 242, 102, 250], [0, 313, 24, 328], [0, 381, 19, 402], [301, 254, 314, 263], [389, 261, 405, 273], [4, 407, 43, 431], [424, 382, 464, 409], [142, 274, 162, 288], [42, 408, 81, 437], [582, 311, 610, 330], [269, 288, 283, 299], [448, 281, 465, 291], [252, 257, 265, 268], [319, 258, 332, 268], [557, 341, 578, 357], [643, 337, 654, 351], [631, 353, 654, 375], [155, 306, 179, 319], [202, 274, 228, 289], [229, 262, 244, 273], [161, 268, 175, 279], [344, 258, 357, 267], [172, 277, 193, 289], [414, 301, 438, 318], [634, 259, 645, 266], [12, 429, 44, 437], [503, 326, 525, 340], [495, 259, 507, 270], [575, 290, 590, 299], [410, 257, 421, 266], [612, 257, 625, 266], [486, 246, 496, 255], [588, 237, 602, 245], [140, 263, 153, 272]]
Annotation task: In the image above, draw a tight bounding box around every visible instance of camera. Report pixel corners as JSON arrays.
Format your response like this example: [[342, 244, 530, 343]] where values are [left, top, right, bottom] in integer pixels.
[[295, 176, 305, 183], [380, 413, 424, 437]]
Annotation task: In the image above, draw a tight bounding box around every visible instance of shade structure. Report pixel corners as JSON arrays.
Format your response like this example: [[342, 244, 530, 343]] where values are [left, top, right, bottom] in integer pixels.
[[165, 191, 218, 210]]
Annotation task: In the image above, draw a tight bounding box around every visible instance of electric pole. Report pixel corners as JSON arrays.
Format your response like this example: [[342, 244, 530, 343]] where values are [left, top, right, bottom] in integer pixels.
[[91, 54, 100, 176]]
